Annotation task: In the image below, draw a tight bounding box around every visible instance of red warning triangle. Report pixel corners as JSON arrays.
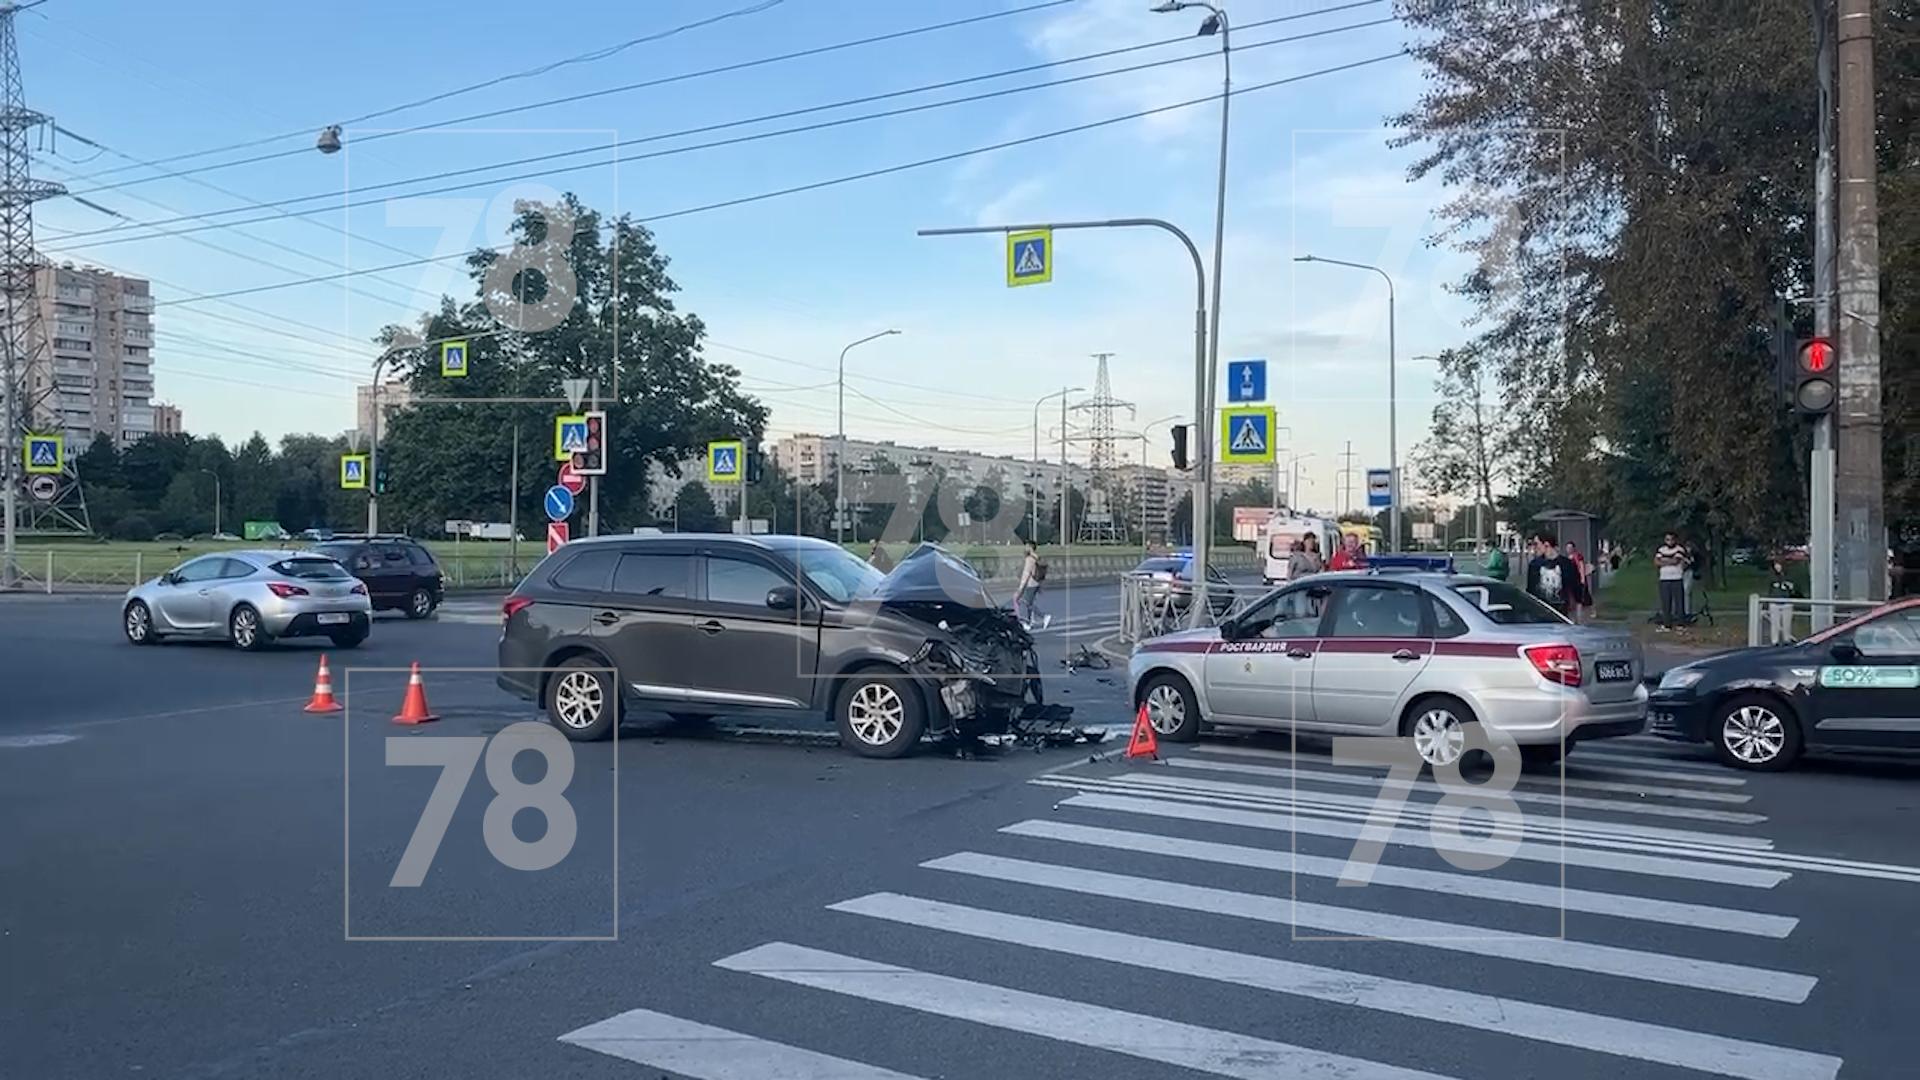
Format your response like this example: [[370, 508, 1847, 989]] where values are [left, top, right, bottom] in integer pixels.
[[1124, 702, 1160, 761]]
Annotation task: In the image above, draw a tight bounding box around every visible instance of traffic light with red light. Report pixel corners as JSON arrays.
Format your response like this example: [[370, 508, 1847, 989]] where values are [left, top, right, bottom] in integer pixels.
[[574, 410, 607, 475], [1793, 337, 1836, 415], [1170, 424, 1190, 470]]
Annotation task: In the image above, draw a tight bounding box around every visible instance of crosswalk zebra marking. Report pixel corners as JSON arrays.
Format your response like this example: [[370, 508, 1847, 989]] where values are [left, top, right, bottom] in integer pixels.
[[1577, 747, 1736, 774], [717, 941, 1461, 1080], [999, 819, 1800, 937], [1196, 741, 1749, 788], [1044, 788, 1793, 886], [558, 1008, 928, 1078], [826, 894, 1843, 1080], [1195, 743, 1754, 798], [922, 851, 1816, 1002], [1567, 759, 1750, 787]]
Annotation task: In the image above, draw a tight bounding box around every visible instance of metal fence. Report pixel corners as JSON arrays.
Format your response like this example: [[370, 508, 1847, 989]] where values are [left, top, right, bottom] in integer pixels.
[[1117, 571, 1258, 644], [1745, 594, 1882, 646]]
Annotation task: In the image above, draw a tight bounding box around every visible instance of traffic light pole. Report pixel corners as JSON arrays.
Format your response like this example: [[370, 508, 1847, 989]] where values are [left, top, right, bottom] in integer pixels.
[[1834, 0, 1885, 602], [587, 379, 600, 538], [1810, 0, 1837, 625]]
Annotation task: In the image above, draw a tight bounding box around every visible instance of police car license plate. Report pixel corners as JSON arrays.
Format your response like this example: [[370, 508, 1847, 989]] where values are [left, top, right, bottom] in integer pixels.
[[1595, 660, 1633, 682], [316, 613, 350, 625]]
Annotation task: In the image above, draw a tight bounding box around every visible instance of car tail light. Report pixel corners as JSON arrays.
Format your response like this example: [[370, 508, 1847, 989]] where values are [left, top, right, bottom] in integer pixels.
[[266, 582, 309, 598], [1522, 643, 1582, 687], [502, 595, 534, 625], [351, 583, 367, 596]]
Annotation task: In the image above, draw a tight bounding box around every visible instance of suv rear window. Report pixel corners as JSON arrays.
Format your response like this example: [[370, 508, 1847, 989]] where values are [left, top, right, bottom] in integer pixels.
[[551, 549, 619, 592], [1451, 581, 1569, 625], [270, 558, 353, 580], [612, 552, 692, 598], [405, 545, 436, 567]]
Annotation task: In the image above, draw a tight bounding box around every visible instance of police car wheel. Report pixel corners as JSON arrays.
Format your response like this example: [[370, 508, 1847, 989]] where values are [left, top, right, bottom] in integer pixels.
[[1712, 694, 1802, 771], [1139, 673, 1201, 742]]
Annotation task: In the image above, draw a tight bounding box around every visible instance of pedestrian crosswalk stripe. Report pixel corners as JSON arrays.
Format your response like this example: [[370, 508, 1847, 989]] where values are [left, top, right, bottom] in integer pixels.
[[1566, 760, 1749, 788], [921, 852, 1816, 1002], [717, 941, 1459, 1080], [999, 819, 1800, 937], [1196, 744, 1753, 798], [1046, 788, 1792, 887], [826, 894, 1844, 1080], [1169, 754, 1764, 821], [558, 1008, 927, 1078], [1577, 748, 1736, 775]]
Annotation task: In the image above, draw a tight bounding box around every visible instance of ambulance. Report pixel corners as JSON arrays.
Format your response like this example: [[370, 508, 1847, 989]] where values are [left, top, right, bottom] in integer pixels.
[[1258, 512, 1342, 586]]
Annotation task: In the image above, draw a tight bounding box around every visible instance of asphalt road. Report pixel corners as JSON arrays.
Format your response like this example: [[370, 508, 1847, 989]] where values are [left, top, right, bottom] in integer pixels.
[[4, 577, 1919, 1080]]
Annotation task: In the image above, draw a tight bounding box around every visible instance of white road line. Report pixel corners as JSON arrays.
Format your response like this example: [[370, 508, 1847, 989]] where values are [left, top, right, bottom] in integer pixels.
[[1000, 819, 1799, 938], [923, 852, 1815, 1002], [1197, 743, 1753, 796], [1578, 747, 1736, 774], [558, 1008, 927, 1079], [827, 895, 1842, 1080], [1093, 770, 1774, 850], [718, 942, 1459, 1080], [1043, 788, 1791, 887], [1169, 754, 1762, 821], [1568, 759, 1749, 787]]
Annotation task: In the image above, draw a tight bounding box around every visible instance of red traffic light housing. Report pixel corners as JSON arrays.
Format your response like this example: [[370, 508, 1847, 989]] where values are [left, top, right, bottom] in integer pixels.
[[1793, 337, 1836, 415], [572, 410, 608, 475]]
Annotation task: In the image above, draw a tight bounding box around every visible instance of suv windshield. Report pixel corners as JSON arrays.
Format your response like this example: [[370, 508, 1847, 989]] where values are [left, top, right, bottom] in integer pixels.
[[1451, 581, 1569, 625], [270, 558, 353, 580], [792, 545, 885, 603]]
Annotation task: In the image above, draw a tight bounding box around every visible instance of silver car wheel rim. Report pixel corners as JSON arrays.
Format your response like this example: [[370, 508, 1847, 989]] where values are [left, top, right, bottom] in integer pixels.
[[1146, 683, 1185, 734], [554, 671, 603, 730], [126, 605, 148, 641], [1412, 709, 1466, 766], [233, 609, 257, 647], [848, 683, 905, 745], [412, 590, 430, 616], [1723, 705, 1784, 763]]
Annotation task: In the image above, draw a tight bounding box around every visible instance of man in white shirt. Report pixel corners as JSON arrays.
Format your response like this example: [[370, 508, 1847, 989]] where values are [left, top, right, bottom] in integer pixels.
[[1654, 531, 1689, 629]]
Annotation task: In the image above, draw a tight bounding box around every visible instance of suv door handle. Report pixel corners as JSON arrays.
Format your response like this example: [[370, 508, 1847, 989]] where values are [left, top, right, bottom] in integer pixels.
[[1391, 648, 1421, 661], [1286, 647, 1312, 660], [591, 611, 620, 627], [695, 619, 726, 635]]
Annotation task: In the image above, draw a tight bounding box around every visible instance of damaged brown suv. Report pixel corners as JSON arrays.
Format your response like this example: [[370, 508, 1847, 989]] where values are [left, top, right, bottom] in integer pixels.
[[498, 535, 1067, 757]]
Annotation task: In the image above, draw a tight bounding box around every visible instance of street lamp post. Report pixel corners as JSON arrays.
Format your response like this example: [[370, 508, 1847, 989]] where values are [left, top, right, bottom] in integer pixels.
[[198, 469, 221, 538], [1033, 388, 1084, 543], [836, 329, 902, 545], [1269, 425, 1293, 508], [1289, 451, 1315, 514], [1295, 254, 1398, 551]]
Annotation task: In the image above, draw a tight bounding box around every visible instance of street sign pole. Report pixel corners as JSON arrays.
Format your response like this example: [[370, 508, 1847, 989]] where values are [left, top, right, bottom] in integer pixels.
[[587, 378, 600, 538]]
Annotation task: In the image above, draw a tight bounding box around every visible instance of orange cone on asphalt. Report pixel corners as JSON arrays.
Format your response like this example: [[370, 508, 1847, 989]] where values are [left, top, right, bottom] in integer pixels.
[[303, 654, 343, 714], [1124, 702, 1160, 761], [391, 662, 439, 725]]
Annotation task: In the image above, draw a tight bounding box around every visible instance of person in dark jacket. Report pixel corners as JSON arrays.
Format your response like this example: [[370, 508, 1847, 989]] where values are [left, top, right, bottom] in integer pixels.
[[1524, 532, 1581, 617]]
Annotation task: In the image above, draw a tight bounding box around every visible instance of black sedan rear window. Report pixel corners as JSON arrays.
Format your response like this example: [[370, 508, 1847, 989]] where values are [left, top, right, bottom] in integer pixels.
[[270, 558, 353, 580]]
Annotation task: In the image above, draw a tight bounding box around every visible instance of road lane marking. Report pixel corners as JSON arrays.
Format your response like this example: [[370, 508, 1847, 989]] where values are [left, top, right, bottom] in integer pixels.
[[999, 819, 1799, 937], [826, 894, 1843, 1080], [558, 1008, 927, 1079], [1039, 787, 1791, 887], [1577, 748, 1738, 774], [923, 852, 1816, 1002], [1197, 743, 1753, 795], [1564, 760, 1749, 787], [717, 941, 1460, 1080]]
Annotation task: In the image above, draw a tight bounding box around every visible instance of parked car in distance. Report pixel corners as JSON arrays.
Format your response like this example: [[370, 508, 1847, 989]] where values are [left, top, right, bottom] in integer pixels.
[[299, 528, 335, 542], [1129, 571, 1647, 767], [1131, 554, 1236, 620], [309, 535, 443, 618], [1649, 597, 1920, 770], [123, 551, 371, 650], [497, 535, 1048, 757]]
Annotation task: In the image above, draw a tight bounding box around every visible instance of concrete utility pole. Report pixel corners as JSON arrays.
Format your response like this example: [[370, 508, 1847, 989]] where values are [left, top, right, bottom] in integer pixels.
[[1809, 0, 1838, 624], [1834, 0, 1885, 600]]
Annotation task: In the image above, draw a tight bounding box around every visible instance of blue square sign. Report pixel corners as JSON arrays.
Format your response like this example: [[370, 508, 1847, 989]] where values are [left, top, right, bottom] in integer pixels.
[[1227, 358, 1266, 403]]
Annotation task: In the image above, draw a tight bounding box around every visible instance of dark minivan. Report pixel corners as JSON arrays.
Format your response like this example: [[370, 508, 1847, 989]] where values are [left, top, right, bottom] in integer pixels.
[[497, 535, 1044, 757], [311, 535, 443, 618]]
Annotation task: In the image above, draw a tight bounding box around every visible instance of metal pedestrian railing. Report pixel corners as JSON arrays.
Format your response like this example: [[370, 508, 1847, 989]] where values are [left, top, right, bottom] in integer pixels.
[[1745, 594, 1883, 646], [1118, 571, 1256, 644]]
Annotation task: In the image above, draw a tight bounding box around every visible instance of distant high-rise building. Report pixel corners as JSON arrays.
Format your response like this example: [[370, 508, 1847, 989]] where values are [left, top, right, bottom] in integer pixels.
[[356, 381, 414, 441], [153, 402, 182, 435], [20, 265, 156, 447]]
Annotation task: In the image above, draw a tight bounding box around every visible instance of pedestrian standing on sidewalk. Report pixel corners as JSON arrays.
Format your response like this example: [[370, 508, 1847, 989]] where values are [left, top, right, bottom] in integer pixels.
[[1524, 532, 1581, 618], [1654, 531, 1688, 630], [1329, 533, 1368, 571], [1014, 540, 1050, 630], [1288, 532, 1324, 579], [1565, 542, 1592, 620]]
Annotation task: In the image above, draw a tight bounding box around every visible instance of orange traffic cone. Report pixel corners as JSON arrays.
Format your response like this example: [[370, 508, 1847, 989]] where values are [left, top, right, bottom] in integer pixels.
[[1124, 701, 1160, 761], [391, 662, 439, 725], [303, 654, 343, 714]]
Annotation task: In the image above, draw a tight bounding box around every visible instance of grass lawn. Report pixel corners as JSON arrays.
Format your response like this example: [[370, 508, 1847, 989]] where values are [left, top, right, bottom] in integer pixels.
[[1592, 558, 1805, 647]]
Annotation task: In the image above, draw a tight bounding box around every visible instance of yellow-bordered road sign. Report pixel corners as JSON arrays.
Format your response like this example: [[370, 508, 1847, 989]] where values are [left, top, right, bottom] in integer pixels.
[[440, 340, 469, 378], [24, 433, 62, 474], [555, 414, 588, 462], [707, 440, 744, 483], [1218, 406, 1277, 464], [1006, 229, 1052, 287], [340, 454, 369, 490]]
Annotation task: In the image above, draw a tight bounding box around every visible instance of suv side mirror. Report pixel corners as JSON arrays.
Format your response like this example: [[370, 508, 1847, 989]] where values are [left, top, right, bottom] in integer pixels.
[[766, 585, 800, 611], [1829, 640, 1862, 663]]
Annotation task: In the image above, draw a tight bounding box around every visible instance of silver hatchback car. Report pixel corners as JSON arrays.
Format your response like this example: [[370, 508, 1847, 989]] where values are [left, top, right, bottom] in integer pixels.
[[1128, 571, 1647, 766], [123, 550, 373, 650]]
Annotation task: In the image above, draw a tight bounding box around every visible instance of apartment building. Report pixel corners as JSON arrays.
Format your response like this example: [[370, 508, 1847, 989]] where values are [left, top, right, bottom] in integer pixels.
[[355, 380, 415, 441], [772, 433, 1090, 508], [153, 402, 183, 435], [18, 265, 156, 447]]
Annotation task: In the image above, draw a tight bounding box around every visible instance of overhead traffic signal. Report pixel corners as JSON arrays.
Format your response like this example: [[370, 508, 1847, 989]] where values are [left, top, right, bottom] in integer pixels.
[[1170, 424, 1190, 471], [374, 460, 391, 495], [1792, 337, 1836, 415], [573, 410, 607, 475], [745, 447, 764, 483]]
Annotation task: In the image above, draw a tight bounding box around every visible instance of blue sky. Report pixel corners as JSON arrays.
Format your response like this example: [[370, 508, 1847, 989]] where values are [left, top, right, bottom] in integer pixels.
[[28, 0, 1478, 511]]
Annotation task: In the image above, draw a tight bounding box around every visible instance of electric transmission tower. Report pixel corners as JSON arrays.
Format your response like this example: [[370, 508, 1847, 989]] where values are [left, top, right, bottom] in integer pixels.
[[1, 0, 84, 588], [1070, 352, 1133, 544]]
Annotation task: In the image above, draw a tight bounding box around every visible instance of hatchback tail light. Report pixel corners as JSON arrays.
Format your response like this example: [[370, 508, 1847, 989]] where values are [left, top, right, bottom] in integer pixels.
[[1522, 643, 1583, 687], [502, 595, 534, 625], [265, 582, 309, 598]]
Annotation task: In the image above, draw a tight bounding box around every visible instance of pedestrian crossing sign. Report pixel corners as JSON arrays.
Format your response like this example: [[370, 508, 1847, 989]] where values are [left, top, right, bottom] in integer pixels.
[[440, 340, 468, 378], [1218, 406, 1276, 464], [707, 440, 744, 483], [340, 454, 369, 490], [555, 414, 588, 462], [1006, 229, 1052, 287], [24, 434, 62, 475]]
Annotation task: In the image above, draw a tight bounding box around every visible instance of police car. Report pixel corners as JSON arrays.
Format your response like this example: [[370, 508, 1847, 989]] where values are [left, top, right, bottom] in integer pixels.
[[1649, 597, 1920, 770]]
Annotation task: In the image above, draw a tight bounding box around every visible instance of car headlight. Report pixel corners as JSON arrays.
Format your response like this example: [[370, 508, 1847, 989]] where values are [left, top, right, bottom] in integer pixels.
[[1658, 668, 1705, 691]]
